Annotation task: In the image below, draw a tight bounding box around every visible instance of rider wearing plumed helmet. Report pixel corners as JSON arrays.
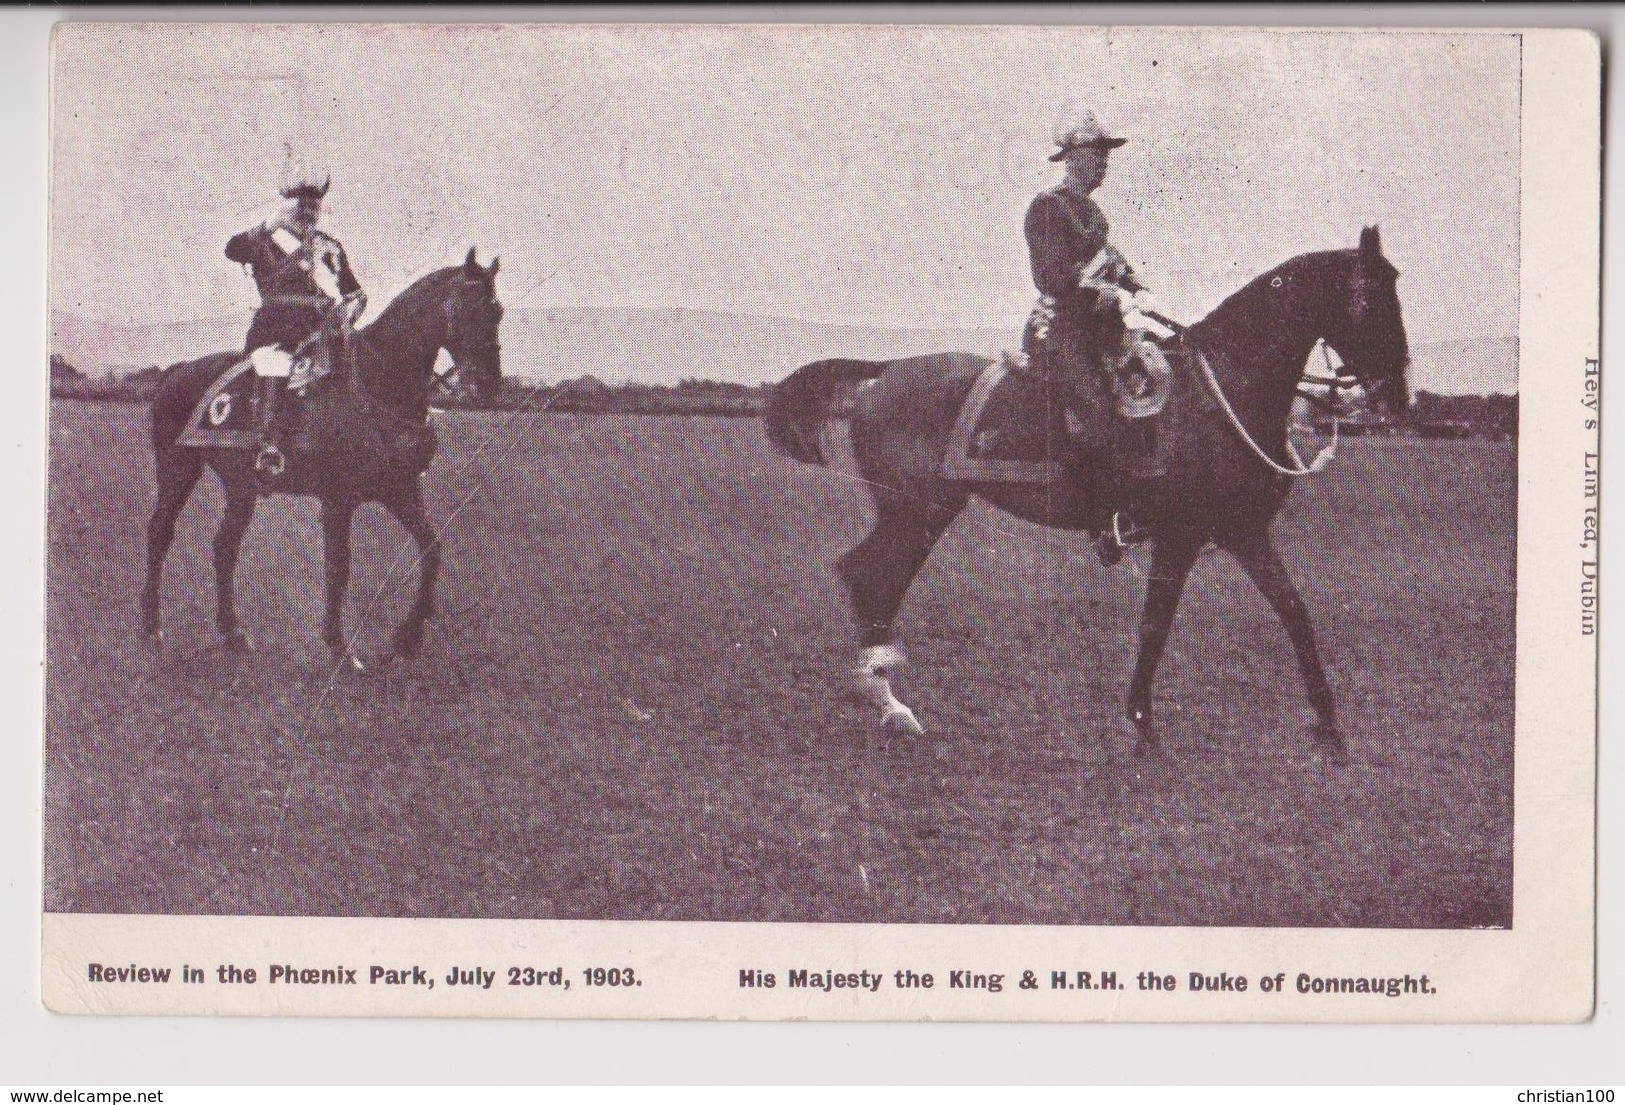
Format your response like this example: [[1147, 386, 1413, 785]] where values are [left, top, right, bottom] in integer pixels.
[[225, 143, 363, 475]]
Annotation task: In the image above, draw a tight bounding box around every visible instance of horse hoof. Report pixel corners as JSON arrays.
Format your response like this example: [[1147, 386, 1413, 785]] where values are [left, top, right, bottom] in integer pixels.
[[881, 705, 925, 737], [1312, 720, 1348, 765], [390, 627, 424, 661], [221, 630, 256, 654], [325, 638, 367, 673], [1125, 711, 1159, 757]]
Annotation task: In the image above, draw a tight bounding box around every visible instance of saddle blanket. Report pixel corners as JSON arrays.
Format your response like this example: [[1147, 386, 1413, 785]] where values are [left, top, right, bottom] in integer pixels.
[[939, 357, 1066, 484], [178, 358, 262, 450], [176, 356, 439, 474], [177, 352, 330, 451]]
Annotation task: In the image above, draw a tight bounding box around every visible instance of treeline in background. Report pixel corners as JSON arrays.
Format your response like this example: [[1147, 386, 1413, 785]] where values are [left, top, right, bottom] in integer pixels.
[[49, 354, 1517, 439]]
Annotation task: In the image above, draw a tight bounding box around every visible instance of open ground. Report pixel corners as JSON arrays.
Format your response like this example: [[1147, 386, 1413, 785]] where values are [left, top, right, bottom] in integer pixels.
[[45, 399, 1514, 927]]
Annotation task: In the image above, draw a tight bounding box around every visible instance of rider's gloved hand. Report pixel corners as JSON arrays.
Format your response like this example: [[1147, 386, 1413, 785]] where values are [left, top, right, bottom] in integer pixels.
[[1131, 289, 1159, 314]]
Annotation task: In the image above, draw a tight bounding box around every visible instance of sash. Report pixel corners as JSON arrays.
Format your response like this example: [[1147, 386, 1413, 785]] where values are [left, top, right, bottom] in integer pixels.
[[268, 226, 343, 301]]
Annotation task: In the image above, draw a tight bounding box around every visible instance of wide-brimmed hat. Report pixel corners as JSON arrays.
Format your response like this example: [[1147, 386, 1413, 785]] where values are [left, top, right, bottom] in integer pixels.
[[1049, 108, 1128, 161]]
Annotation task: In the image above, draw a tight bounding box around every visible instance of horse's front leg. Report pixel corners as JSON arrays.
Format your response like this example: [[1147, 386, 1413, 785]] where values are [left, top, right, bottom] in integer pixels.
[[1220, 527, 1342, 756], [379, 482, 440, 661], [321, 497, 364, 671], [1125, 532, 1204, 755], [213, 486, 259, 651]]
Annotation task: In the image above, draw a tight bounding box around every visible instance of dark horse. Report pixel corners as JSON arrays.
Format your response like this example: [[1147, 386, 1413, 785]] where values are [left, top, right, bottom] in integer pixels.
[[140, 248, 504, 669], [765, 227, 1409, 754]]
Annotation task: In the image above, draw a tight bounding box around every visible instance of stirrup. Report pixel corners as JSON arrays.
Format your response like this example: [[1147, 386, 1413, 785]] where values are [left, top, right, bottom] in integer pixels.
[[255, 443, 287, 477], [1096, 511, 1146, 567], [1111, 510, 1148, 547]]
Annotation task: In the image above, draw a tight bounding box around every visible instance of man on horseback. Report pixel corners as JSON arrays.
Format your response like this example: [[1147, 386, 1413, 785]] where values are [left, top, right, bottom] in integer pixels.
[[1021, 106, 1164, 562], [226, 146, 363, 475]]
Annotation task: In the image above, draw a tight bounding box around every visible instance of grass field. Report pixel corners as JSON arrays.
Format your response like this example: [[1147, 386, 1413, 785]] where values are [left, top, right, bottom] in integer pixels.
[[45, 399, 1515, 927]]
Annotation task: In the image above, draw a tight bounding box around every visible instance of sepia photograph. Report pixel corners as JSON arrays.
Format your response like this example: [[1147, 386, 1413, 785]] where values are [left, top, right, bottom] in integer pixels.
[[37, 20, 1595, 1024]]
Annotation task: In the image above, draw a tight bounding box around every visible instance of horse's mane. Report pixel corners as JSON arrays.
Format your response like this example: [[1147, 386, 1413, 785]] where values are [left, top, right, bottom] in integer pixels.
[[359, 266, 456, 341], [1192, 249, 1347, 347]]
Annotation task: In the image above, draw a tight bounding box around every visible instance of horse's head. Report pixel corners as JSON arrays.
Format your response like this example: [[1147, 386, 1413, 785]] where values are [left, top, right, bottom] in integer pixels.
[[440, 247, 505, 403], [1324, 226, 1411, 419]]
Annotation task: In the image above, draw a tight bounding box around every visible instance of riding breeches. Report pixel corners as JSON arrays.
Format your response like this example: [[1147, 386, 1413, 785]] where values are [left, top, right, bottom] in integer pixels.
[[250, 347, 294, 378], [1021, 297, 1127, 407]]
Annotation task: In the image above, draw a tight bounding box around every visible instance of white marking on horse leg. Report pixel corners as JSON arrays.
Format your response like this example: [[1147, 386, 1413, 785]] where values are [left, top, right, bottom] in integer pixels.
[[853, 645, 924, 735], [857, 644, 906, 676]]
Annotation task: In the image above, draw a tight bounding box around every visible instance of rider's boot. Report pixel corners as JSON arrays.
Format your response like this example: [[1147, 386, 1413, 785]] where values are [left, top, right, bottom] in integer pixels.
[[255, 375, 287, 476], [1096, 418, 1154, 567], [1095, 529, 1125, 567]]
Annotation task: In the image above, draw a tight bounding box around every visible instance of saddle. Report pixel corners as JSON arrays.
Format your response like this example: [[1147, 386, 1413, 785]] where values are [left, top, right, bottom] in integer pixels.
[[177, 330, 338, 452], [941, 326, 1186, 491]]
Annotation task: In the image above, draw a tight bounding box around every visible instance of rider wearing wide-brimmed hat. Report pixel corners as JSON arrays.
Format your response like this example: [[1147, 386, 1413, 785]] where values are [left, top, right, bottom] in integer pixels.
[[226, 144, 364, 475], [1020, 105, 1158, 562]]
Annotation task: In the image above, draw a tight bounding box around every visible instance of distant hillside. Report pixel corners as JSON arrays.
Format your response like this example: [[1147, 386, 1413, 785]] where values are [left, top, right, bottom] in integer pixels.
[[501, 306, 1015, 387], [50, 306, 1517, 395], [1407, 335, 1518, 396], [48, 305, 1014, 384], [50, 311, 241, 377]]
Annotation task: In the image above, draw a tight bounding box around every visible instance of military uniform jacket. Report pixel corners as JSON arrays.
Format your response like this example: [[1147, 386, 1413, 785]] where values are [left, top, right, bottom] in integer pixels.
[[1023, 186, 1136, 311], [226, 224, 361, 352]]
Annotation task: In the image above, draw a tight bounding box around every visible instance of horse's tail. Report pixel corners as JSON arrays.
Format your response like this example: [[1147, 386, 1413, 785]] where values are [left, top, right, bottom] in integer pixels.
[[764, 358, 887, 466]]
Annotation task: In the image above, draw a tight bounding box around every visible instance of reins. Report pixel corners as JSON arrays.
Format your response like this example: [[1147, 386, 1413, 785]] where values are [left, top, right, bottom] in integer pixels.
[[1142, 308, 1347, 479], [337, 304, 439, 433], [1194, 345, 1339, 478]]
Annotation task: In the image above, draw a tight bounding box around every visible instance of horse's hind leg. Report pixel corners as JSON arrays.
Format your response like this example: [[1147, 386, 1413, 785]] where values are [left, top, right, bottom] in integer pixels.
[[379, 483, 440, 662], [835, 493, 963, 734], [140, 446, 204, 640], [213, 484, 258, 651], [1220, 528, 1342, 756]]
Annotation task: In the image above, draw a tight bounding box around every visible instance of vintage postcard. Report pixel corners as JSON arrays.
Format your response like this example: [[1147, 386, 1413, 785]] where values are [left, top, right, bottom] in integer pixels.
[[42, 22, 1597, 1022]]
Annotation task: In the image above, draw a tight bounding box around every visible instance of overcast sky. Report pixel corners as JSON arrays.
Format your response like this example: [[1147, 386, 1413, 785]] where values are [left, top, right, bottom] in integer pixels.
[[51, 24, 1520, 376]]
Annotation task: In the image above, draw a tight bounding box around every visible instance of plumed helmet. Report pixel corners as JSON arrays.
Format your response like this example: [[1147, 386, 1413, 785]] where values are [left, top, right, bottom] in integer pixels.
[[277, 140, 331, 200], [1049, 105, 1128, 161]]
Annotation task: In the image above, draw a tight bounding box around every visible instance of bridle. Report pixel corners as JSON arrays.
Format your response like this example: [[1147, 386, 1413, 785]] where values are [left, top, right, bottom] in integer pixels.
[[1144, 306, 1374, 479], [437, 279, 502, 399], [1296, 342, 1361, 415], [429, 358, 460, 398]]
